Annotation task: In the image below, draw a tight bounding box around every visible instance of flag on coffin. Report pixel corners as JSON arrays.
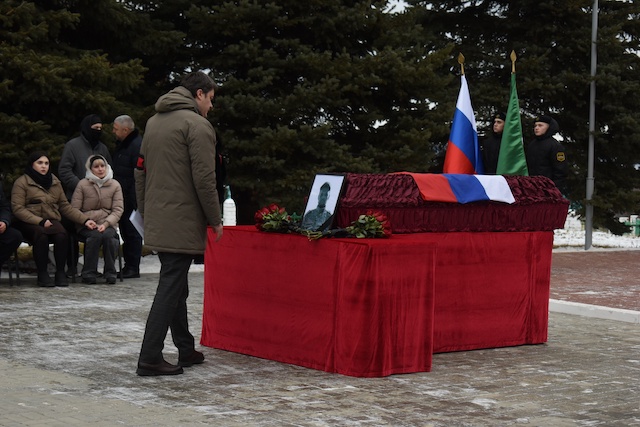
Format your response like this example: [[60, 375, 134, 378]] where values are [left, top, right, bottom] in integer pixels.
[[402, 173, 515, 204]]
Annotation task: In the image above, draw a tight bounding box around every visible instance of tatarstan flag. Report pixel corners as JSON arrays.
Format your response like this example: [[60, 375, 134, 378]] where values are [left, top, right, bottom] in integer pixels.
[[496, 72, 529, 175]]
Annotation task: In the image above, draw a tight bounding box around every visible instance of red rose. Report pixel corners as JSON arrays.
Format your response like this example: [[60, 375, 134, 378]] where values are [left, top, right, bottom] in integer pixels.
[[279, 207, 286, 214], [381, 219, 392, 236], [254, 207, 267, 220], [268, 203, 279, 212]]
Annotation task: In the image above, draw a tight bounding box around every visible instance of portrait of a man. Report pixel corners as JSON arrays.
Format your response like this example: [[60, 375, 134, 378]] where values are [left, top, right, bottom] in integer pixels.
[[301, 174, 345, 232]]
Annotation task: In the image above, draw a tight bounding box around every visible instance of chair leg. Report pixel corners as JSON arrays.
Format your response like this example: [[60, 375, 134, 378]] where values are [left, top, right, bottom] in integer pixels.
[[117, 237, 123, 282], [69, 235, 78, 284], [1, 260, 9, 287], [3, 248, 20, 287], [12, 248, 20, 287]]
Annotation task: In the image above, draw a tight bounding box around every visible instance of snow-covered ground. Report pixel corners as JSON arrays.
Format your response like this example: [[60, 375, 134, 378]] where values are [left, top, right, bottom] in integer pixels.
[[553, 212, 640, 250], [553, 228, 640, 250]]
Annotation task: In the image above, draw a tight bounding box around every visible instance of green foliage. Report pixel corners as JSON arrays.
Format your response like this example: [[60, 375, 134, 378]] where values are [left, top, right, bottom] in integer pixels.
[[345, 211, 392, 238], [406, 0, 640, 232], [0, 0, 150, 189], [254, 203, 391, 240], [1, 0, 639, 233], [185, 0, 452, 221]]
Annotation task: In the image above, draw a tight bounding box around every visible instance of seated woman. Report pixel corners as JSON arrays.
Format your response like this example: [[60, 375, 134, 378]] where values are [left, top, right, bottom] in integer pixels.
[[71, 155, 124, 284], [11, 152, 97, 287]]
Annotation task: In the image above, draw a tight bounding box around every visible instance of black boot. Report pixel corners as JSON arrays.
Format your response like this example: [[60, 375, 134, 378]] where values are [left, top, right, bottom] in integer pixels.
[[55, 270, 69, 287], [37, 271, 54, 287]]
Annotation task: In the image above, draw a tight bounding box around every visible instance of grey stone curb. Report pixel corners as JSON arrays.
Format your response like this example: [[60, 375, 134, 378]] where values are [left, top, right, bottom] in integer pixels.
[[550, 298, 640, 324]]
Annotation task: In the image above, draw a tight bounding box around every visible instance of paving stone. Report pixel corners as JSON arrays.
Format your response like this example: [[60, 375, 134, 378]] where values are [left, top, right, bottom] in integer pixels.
[[0, 251, 638, 426]]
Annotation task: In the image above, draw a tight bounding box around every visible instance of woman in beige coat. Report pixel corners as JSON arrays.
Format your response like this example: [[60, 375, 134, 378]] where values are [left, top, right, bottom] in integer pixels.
[[12, 152, 97, 287], [71, 155, 124, 284]]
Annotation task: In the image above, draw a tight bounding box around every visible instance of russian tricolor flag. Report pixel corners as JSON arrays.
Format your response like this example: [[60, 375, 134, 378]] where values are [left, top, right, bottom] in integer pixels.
[[403, 173, 515, 204], [443, 75, 484, 174]]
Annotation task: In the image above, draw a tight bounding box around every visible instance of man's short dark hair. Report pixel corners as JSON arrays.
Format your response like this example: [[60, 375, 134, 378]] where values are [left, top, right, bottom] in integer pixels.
[[180, 71, 218, 98], [320, 182, 331, 192]]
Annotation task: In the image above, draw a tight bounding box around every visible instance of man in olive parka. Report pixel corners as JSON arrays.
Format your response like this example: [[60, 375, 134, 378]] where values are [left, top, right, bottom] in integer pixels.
[[135, 71, 223, 376]]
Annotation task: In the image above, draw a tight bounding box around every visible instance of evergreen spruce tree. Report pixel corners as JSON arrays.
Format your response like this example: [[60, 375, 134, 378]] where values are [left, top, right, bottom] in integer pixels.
[[0, 0, 146, 186], [182, 0, 452, 221], [57, 0, 187, 108], [406, 0, 640, 233], [5, 0, 636, 233]]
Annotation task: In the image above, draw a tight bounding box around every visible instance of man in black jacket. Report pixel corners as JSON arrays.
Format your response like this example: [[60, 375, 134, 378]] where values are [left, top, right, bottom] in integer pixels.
[[112, 115, 143, 278], [526, 114, 568, 195], [481, 112, 506, 175], [59, 115, 112, 200], [0, 181, 23, 267]]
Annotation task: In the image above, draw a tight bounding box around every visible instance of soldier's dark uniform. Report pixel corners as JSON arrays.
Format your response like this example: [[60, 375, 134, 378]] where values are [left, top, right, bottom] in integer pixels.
[[526, 115, 568, 194]]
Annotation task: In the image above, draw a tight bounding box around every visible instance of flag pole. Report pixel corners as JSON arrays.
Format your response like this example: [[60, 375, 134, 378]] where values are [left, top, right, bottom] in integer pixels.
[[585, 0, 598, 250], [444, 52, 482, 174], [497, 50, 528, 176]]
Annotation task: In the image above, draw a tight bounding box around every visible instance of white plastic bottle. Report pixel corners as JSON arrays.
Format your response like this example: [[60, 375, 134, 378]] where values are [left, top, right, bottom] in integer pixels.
[[222, 185, 237, 226]]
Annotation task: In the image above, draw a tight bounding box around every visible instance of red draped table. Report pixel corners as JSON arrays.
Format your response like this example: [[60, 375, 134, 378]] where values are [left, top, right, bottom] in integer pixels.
[[202, 227, 437, 377], [201, 226, 554, 377]]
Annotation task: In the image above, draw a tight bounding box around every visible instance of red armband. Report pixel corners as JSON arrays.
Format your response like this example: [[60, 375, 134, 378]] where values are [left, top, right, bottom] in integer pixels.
[[136, 155, 145, 172]]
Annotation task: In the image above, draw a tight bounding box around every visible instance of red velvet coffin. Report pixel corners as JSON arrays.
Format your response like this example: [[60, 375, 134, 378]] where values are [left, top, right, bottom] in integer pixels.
[[335, 174, 569, 233]]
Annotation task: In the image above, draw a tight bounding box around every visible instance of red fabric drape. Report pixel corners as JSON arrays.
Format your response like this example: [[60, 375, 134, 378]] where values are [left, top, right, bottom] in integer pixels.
[[202, 227, 553, 377], [335, 174, 569, 233], [202, 227, 436, 377], [397, 231, 553, 352]]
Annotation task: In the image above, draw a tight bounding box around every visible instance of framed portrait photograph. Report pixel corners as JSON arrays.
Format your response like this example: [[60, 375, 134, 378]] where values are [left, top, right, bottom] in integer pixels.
[[301, 174, 346, 231]]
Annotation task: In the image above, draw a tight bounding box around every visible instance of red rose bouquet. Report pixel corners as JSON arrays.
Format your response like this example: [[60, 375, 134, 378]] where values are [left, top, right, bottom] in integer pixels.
[[255, 205, 392, 239], [345, 210, 392, 238], [254, 204, 299, 233]]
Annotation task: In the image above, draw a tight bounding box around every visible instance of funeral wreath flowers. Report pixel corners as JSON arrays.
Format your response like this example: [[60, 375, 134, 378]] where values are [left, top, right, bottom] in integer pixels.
[[254, 204, 300, 232], [345, 210, 392, 238], [254, 205, 392, 239]]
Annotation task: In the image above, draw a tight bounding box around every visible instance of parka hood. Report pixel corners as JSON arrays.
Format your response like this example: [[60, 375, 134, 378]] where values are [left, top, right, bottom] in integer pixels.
[[84, 154, 113, 186], [154, 86, 199, 115]]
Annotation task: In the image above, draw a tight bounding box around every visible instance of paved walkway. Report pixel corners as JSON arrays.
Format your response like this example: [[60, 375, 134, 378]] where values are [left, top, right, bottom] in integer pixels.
[[551, 250, 639, 311], [0, 250, 638, 426], [550, 249, 640, 324]]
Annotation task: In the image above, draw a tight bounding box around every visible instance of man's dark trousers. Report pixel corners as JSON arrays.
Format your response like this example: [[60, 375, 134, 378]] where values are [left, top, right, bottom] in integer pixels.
[[120, 201, 142, 272], [138, 252, 195, 364]]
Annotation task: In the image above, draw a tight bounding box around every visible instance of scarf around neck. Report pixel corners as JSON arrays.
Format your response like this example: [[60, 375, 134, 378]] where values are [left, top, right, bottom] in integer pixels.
[[85, 166, 113, 188], [25, 166, 53, 190]]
